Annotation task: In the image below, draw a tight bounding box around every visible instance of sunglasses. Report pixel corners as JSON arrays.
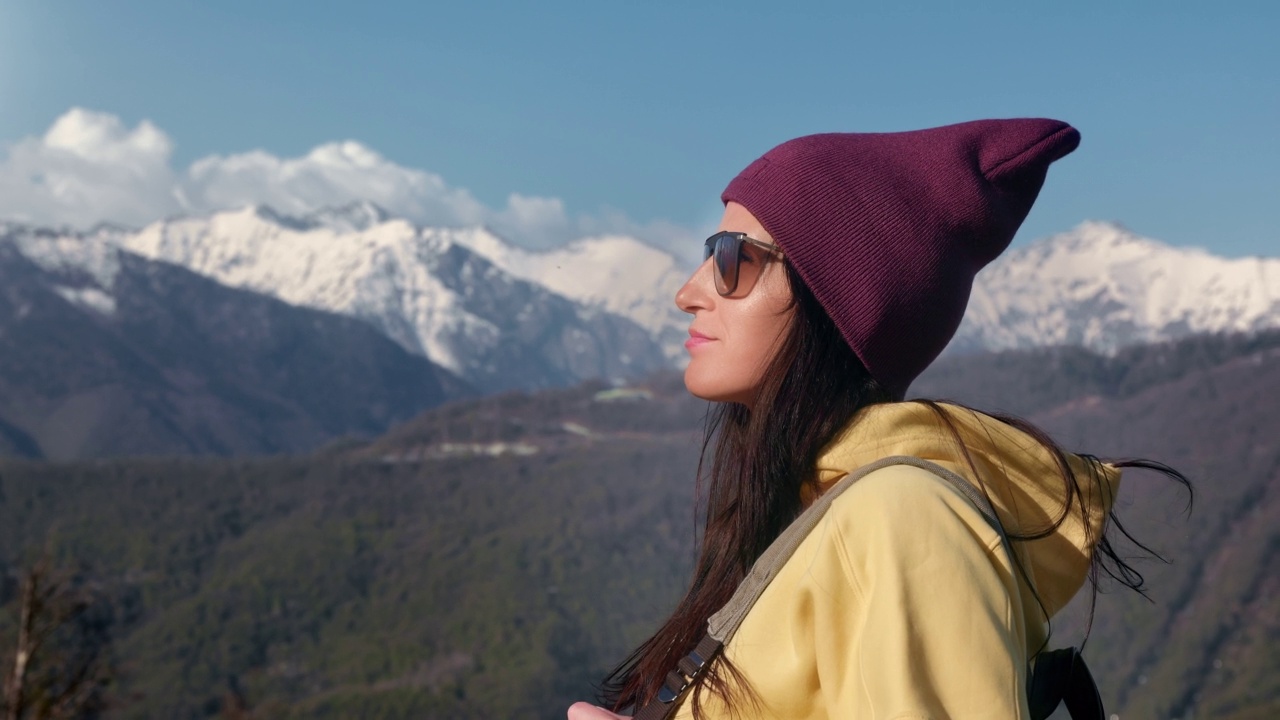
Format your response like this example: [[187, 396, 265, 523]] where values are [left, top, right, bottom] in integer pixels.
[[703, 231, 786, 296]]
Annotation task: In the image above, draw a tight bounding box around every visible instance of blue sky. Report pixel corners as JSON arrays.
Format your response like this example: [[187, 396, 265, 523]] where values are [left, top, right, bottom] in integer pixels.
[[1, 0, 1276, 257]]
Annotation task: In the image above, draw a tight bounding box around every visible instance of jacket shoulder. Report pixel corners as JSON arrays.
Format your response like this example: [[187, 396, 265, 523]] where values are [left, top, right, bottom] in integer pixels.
[[824, 462, 1007, 563]]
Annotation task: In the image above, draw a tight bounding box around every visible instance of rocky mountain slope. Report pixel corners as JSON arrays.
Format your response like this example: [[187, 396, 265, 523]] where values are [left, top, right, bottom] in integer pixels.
[[448, 228, 689, 360], [954, 220, 1280, 353], [0, 224, 460, 460], [116, 204, 669, 391]]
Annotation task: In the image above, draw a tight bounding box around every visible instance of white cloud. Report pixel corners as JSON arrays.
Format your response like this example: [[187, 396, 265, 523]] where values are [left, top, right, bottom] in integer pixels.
[[490, 193, 571, 250], [0, 108, 696, 255], [0, 108, 181, 228], [181, 141, 492, 227]]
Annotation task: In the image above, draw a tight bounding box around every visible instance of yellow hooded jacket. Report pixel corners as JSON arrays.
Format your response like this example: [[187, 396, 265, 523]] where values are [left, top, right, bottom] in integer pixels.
[[671, 402, 1119, 720]]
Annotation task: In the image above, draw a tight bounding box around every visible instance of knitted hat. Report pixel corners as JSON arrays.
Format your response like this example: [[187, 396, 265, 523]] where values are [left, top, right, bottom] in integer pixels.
[[722, 118, 1079, 399]]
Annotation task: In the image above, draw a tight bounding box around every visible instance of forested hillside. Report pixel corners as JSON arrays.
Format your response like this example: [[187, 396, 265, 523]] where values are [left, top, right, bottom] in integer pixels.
[[1, 332, 1276, 719]]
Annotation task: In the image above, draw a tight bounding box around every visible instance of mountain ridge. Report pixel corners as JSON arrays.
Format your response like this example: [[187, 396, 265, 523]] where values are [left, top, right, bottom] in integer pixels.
[[114, 208, 1280, 362], [0, 225, 463, 460], [116, 206, 669, 391], [7, 208, 1278, 389], [955, 220, 1280, 353]]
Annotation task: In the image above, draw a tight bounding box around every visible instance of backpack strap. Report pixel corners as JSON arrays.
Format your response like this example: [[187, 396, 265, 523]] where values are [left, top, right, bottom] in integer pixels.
[[706, 456, 982, 642], [634, 456, 1103, 720]]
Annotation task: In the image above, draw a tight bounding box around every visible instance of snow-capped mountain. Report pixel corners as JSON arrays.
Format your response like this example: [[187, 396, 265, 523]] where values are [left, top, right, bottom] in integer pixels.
[[3, 222, 127, 316], [451, 229, 689, 358], [0, 223, 459, 459], [955, 221, 1280, 353], [118, 205, 669, 391], [11, 206, 1276, 402]]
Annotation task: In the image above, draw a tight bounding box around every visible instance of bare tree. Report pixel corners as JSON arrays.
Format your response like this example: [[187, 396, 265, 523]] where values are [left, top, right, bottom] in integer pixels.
[[1, 553, 115, 720], [219, 675, 252, 720]]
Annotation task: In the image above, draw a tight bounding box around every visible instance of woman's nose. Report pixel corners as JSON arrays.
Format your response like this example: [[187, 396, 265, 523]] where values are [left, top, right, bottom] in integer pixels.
[[675, 258, 716, 314]]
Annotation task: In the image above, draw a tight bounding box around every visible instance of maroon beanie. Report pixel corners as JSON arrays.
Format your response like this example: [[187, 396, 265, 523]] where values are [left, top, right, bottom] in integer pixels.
[[721, 118, 1080, 399]]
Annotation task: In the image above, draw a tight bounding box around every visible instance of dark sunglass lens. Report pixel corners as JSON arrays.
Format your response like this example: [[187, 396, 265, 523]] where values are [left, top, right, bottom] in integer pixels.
[[713, 233, 740, 295]]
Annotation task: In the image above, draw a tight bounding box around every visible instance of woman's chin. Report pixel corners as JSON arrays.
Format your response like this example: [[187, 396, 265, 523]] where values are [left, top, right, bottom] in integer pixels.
[[683, 366, 752, 406]]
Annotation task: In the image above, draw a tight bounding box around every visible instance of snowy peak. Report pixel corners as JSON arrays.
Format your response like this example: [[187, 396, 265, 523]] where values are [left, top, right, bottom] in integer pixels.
[[994, 221, 1227, 277], [232, 201, 397, 235], [450, 228, 690, 357], [1032, 220, 1164, 255], [957, 221, 1280, 353], [1, 224, 125, 315], [118, 206, 670, 391], [159, 201, 395, 238], [126, 209, 478, 364], [299, 200, 393, 233]]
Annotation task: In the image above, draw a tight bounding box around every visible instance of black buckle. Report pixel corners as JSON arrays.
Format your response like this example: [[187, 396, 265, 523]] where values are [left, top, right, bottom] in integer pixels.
[[656, 646, 712, 703], [656, 675, 687, 704]]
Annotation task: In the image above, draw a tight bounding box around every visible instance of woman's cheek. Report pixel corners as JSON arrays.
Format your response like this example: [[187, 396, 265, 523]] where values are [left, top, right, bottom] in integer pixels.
[[684, 343, 732, 401], [683, 341, 772, 405]]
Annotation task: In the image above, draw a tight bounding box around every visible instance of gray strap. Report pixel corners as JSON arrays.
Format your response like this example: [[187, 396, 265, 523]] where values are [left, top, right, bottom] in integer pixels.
[[708, 455, 1011, 643]]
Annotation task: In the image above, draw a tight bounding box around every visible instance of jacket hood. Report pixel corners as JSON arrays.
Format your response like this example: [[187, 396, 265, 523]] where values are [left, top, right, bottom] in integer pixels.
[[810, 401, 1120, 632]]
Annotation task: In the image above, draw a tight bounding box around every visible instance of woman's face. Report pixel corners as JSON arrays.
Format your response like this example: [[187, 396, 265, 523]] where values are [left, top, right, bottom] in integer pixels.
[[675, 201, 795, 407]]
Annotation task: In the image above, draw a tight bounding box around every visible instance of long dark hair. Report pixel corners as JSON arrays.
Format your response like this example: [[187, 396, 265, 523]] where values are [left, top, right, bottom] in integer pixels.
[[601, 261, 1191, 716]]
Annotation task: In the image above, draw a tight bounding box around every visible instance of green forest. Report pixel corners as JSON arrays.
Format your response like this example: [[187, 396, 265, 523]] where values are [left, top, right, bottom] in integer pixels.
[[2, 332, 1278, 719]]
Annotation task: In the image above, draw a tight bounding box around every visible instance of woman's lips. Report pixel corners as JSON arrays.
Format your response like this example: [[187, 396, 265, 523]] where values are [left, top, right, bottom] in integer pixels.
[[685, 329, 715, 351]]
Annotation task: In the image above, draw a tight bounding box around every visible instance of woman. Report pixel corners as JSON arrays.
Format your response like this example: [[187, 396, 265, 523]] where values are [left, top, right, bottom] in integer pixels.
[[569, 119, 1187, 719]]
